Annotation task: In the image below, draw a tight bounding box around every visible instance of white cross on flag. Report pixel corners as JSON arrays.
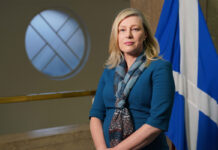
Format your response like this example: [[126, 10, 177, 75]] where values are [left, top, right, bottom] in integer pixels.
[[155, 0, 218, 150]]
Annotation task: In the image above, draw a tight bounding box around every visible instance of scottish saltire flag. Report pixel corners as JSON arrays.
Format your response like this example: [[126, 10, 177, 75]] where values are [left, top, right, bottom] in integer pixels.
[[155, 0, 218, 150]]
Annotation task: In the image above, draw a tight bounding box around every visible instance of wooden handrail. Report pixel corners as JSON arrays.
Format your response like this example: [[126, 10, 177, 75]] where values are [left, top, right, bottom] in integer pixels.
[[0, 90, 96, 104]]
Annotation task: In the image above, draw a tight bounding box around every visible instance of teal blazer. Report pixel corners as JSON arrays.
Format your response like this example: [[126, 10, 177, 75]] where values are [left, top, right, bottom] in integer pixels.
[[89, 59, 175, 149]]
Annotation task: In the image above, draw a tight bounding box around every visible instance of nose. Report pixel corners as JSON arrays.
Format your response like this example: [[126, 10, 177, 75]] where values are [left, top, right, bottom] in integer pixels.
[[126, 29, 133, 38]]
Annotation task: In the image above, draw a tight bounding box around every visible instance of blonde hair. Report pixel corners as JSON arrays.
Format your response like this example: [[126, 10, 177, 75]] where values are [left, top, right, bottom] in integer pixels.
[[105, 8, 160, 68]]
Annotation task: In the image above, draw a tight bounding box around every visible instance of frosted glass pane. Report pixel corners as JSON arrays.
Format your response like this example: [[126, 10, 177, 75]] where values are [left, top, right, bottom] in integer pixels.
[[32, 45, 55, 71], [67, 29, 85, 59], [25, 26, 46, 59], [40, 10, 69, 31], [31, 15, 57, 43], [58, 18, 79, 41], [43, 56, 71, 77], [55, 43, 79, 70], [25, 9, 90, 79], [31, 15, 80, 69]]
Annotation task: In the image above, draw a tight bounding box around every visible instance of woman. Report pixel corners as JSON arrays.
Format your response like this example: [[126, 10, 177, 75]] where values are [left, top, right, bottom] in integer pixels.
[[89, 8, 175, 150]]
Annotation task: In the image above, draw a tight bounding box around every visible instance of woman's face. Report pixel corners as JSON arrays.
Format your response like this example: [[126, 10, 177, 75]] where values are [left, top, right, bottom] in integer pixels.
[[118, 15, 146, 57]]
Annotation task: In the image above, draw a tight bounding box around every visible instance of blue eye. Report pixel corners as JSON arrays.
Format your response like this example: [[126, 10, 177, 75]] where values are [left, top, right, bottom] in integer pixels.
[[119, 29, 125, 32]]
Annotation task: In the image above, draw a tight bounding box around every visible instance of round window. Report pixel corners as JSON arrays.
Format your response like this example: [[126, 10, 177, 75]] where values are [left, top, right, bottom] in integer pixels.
[[25, 9, 90, 80]]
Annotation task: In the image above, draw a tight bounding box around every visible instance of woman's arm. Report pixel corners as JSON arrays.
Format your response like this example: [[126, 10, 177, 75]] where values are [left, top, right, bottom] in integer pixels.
[[112, 124, 161, 150], [90, 117, 107, 150], [89, 70, 107, 149]]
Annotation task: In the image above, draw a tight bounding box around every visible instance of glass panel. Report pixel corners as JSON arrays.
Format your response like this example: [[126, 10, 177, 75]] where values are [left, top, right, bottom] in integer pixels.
[[32, 45, 55, 71], [25, 9, 89, 79], [55, 43, 80, 70], [58, 18, 79, 41], [25, 26, 46, 60], [31, 15, 57, 43], [40, 10, 69, 32], [42, 56, 71, 77], [67, 29, 85, 59], [31, 15, 80, 70]]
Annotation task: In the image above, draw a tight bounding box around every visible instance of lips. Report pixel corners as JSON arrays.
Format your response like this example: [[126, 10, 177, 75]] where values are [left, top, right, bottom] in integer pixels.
[[124, 42, 134, 45]]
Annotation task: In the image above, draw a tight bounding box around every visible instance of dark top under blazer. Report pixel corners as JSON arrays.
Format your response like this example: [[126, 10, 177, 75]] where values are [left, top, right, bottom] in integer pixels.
[[89, 59, 175, 150]]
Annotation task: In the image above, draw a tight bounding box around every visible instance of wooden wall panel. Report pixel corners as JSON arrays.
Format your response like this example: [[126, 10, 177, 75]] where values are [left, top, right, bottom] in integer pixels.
[[131, 0, 218, 53], [207, 0, 218, 53], [199, 0, 208, 20], [130, 0, 164, 34]]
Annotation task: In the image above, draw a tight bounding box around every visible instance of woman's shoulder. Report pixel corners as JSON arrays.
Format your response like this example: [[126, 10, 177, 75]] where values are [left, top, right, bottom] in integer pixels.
[[149, 58, 172, 70], [103, 67, 115, 74], [100, 67, 115, 79]]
